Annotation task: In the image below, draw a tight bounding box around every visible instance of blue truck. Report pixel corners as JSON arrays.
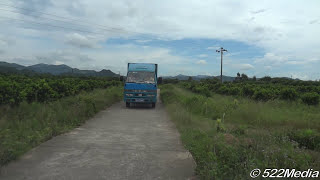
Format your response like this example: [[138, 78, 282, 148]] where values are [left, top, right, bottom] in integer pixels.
[[123, 63, 158, 108]]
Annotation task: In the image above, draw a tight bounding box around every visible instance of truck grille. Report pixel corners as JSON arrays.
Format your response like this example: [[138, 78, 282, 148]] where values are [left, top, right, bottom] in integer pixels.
[[126, 89, 157, 93]]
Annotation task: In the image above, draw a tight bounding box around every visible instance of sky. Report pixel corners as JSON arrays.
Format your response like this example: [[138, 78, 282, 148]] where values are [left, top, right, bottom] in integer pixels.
[[0, 0, 319, 79]]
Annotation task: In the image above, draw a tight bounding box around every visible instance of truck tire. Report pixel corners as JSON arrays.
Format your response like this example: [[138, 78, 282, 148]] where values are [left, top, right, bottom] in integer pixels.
[[151, 103, 156, 108], [126, 102, 130, 108]]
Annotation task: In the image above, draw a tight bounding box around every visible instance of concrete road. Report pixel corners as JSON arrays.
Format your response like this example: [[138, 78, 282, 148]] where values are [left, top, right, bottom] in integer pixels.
[[0, 92, 195, 180]]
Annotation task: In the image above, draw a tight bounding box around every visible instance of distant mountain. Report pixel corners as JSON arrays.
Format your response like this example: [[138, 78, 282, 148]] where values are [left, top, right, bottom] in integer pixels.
[[163, 74, 236, 82], [27, 63, 74, 75], [0, 61, 118, 77], [217, 75, 236, 82], [0, 62, 36, 74], [98, 69, 117, 77], [0, 61, 25, 70], [195, 75, 211, 79]]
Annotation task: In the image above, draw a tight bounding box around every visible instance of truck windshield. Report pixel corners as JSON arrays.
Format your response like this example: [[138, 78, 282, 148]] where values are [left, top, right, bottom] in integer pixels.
[[126, 71, 155, 84]]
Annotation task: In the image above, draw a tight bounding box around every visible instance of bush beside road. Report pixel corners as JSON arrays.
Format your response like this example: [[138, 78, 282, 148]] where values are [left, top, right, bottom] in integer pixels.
[[160, 84, 320, 179]]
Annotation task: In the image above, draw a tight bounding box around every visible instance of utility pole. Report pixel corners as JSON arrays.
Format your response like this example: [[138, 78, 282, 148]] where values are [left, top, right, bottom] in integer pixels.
[[216, 47, 227, 83]]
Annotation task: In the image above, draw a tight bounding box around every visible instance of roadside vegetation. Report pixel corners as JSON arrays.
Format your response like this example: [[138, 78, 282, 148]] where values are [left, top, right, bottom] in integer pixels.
[[164, 75, 320, 106], [0, 74, 122, 166], [160, 82, 320, 179], [0, 73, 120, 105]]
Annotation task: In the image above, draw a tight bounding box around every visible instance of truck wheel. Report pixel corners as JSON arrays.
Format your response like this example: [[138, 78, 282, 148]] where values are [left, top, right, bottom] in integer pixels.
[[126, 102, 130, 108], [151, 103, 156, 108]]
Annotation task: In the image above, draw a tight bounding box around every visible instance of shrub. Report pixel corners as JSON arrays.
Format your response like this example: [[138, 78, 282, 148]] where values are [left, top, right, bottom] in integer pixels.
[[228, 87, 241, 96], [253, 89, 274, 101], [301, 92, 319, 105], [289, 129, 320, 150], [230, 126, 246, 135], [199, 87, 211, 97], [260, 76, 272, 82], [185, 96, 201, 107], [180, 82, 190, 89], [280, 88, 298, 100], [159, 88, 176, 104], [189, 82, 197, 91], [190, 85, 211, 97], [217, 86, 229, 95], [297, 85, 313, 93], [241, 85, 255, 97]]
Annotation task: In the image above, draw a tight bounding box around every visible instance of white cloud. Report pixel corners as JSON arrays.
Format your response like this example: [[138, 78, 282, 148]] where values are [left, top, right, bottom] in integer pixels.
[[309, 19, 319, 24], [3, 0, 320, 50], [254, 53, 289, 66], [66, 33, 100, 48], [0, 38, 9, 47], [238, 64, 254, 70], [196, 60, 207, 65], [290, 73, 309, 80], [255, 52, 320, 67], [135, 39, 152, 43], [54, 61, 65, 65], [0, 35, 14, 53], [207, 46, 220, 50], [264, 66, 272, 70], [198, 54, 208, 58], [0, 0, 319, 78]]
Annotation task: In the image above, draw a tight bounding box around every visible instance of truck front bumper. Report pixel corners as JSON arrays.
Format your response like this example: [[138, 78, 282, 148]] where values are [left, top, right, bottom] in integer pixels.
[[125, 97, 156, 103], [124, 90, 157, 103]]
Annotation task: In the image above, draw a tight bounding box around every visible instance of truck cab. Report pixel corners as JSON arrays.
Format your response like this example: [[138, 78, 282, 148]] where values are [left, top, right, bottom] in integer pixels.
[[124, 63, 158, 108]]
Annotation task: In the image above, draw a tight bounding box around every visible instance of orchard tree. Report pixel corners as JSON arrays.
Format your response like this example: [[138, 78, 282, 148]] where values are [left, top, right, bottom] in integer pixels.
[[235, 72, 241, 81], [253, 76, 257, 81], [241, 73, 249, 81]]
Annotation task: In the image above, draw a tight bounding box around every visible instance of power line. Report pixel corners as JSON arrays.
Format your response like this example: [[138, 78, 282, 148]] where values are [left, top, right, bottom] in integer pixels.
[[0, 3, 207, 46], [0, 3, 164, 41], [0, 2, 132, 34], [0, 8, 132, 35], [0, 3, 203, 43], [0, 15, 163, 47], [0, 16, 111, 36]]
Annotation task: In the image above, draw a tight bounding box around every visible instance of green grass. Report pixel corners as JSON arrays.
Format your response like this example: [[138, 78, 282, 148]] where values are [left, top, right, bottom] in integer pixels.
[[160, 84, 320, 180], [0, 86, 122, 166]]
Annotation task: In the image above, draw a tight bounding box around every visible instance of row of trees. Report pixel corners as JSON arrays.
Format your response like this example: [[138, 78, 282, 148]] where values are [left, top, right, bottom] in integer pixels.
[[0, 74, 120, 105], [179, 78, 320, 105]]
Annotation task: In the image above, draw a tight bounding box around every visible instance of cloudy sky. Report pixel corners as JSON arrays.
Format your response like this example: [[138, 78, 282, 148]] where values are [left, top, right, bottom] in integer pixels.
[[0, 0, 319, 79]]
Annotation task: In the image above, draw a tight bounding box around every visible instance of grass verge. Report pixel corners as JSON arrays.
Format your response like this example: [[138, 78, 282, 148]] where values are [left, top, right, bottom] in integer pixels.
[[0, 86, 122, 166], [160, 84, 320, 179]]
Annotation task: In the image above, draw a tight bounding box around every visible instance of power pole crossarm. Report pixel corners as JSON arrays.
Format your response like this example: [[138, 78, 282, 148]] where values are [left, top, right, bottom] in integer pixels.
[[216, 47, 227, 83]]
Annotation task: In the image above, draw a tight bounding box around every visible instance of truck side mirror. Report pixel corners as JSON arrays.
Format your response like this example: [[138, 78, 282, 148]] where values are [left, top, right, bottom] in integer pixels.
[[120, 76, 124, 82], [157, 77, 163, 84]]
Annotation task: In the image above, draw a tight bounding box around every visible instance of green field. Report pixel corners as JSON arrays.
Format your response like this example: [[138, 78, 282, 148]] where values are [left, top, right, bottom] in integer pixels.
[[160, 84, 320, 179]]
